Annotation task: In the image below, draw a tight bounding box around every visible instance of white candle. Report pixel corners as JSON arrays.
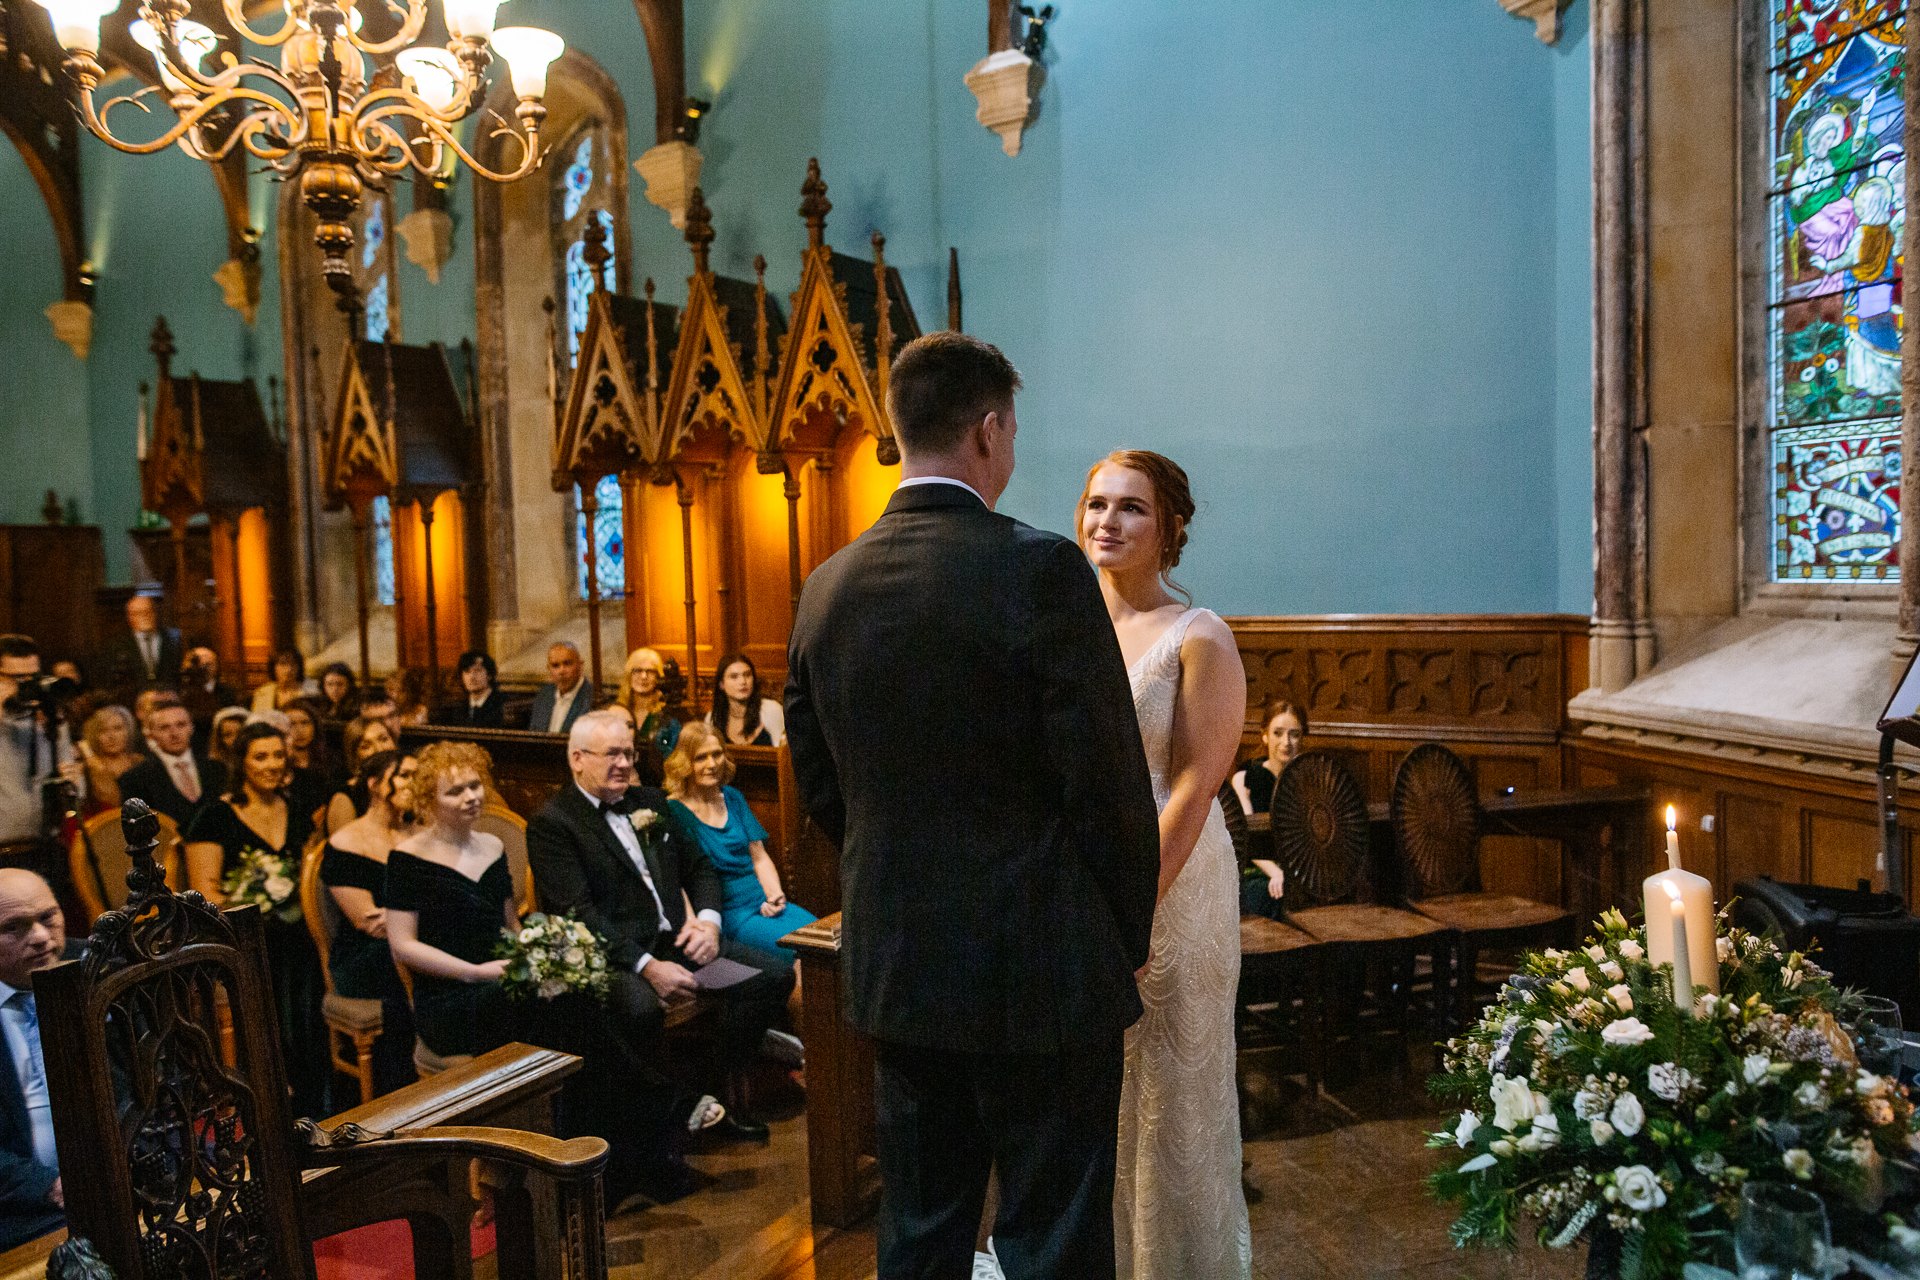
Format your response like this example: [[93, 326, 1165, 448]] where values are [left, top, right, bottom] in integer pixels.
[[1644, 806, 1717, 1002], [1665, 804, 1680, 869], [1666, 880, 1693, 1014]]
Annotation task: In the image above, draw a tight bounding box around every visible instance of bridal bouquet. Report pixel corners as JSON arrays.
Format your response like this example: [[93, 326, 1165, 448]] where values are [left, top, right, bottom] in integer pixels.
[[495, 912, 611, 1002], [1428, 906, 1920, 1279], [219, 847, 302, 924]]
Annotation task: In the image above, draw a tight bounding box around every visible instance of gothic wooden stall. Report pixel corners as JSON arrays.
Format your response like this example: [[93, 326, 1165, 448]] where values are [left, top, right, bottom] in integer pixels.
[[325, 338, 482, 693], [140, 318, 293, 682]]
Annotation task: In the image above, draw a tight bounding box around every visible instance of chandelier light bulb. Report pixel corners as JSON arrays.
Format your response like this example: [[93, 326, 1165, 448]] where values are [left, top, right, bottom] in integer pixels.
[[488, 26, 563, 100], [442, 0, 502, 40], [396, 46, 463, 113], [31, 0, 121, 54], [130, 18, 219, 90]]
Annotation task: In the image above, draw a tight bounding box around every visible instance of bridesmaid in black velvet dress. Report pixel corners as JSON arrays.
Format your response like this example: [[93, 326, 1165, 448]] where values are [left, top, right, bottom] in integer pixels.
[[184, 720, 328, 1117], [318, 749, 419, 1096]]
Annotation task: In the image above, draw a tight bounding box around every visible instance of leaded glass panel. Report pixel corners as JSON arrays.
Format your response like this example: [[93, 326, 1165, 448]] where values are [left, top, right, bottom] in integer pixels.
[[562, 135, 593, 222], [1768, 1, 1905, 581], [575, 474, 624, 599], [365, 274, 390, 342], [363, 197, 385, 270], [372, 495, 396, 606], [564, 210, 615, 367]]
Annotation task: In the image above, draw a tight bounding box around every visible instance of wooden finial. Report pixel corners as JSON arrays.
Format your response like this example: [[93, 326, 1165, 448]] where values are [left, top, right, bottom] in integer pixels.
[[799, 158, 830, 251], [948, 247, 962, 332], [643, 277, 661, 437], [150, 316, 176, 380], [752, 253, 771, 423], [583, 214, 612, 294], [872, 231, 893, 402], [684, 187, 715, 274]]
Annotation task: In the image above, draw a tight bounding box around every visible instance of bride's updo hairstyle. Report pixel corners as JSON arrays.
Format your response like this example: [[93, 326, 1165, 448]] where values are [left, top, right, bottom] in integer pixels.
[[1075, 450, 1198, 604]]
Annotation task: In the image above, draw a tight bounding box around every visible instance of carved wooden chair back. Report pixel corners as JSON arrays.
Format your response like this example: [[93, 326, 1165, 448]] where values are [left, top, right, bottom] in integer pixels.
[[475, 804, 535, 917], [1268, 751, 1373, 907], [1390, 743, 1483, 900], [69, 808, 182, 925], [39, 799, 318, 1279], [299, 830, 339, 992]]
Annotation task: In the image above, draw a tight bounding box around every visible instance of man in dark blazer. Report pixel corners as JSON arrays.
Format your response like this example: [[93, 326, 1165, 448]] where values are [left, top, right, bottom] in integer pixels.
[[527, 643, 593, 736], [118, 696, 224, 830], [97, 594, 181, 706], [527, 710, 792, 1150], [0, 869, 78, 1251], [432, 651, 510, 729], [784, 332, 1160, 1280]]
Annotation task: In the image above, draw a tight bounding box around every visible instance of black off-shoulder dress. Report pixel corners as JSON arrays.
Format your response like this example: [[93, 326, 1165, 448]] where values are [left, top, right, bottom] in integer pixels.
[[318, 843, 417, 1095]]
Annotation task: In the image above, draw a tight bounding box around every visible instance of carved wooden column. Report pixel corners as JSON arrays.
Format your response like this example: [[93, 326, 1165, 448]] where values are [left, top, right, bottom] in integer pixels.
[[1590, 0, 1651, 694], [1896, 0, 1920, 687]]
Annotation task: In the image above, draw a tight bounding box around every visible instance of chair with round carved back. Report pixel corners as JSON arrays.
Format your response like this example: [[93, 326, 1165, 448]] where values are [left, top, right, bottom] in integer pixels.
[[1390, 743, 1574, 1027], [299, 830, 386, 1105], [1267, 751, 1453, 1060]]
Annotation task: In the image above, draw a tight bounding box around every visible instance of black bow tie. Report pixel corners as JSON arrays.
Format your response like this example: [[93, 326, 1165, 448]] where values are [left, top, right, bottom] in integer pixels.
[[597, 798, 627, 817]]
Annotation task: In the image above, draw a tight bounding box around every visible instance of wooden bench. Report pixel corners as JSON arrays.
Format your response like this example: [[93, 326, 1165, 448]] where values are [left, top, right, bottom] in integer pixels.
[[782, 912, 877, 1229]]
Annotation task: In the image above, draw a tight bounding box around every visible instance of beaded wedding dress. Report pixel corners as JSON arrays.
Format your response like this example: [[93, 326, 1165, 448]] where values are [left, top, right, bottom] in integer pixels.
[[1114, 607, 1252, 1280]]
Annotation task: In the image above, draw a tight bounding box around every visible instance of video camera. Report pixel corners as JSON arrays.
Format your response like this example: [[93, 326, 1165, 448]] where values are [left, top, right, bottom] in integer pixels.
[[2, 673, 78, 718]]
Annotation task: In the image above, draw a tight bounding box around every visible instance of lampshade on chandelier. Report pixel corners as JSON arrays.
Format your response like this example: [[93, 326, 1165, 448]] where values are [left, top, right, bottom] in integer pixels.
[[33, 0, 564, 295]]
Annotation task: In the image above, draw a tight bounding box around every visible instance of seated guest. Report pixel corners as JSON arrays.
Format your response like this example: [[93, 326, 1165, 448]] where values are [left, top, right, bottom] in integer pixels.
[[281, 699, 335, 823], [617, 647, 681, 759], [433, 651, 507, 729], [1230, 699, 1303, 920], [0, 869, 78, 1250], [132, 689, 166, 747], [179, 646, 242, 742], [184, 722, 326, 1117], [528, 710, 792, 1144], [665, 723, 815, 966], [325, 715, 399, 833], [388, 741, 715, 1204], [119, 695, 224, 829], [208, 706, 249, 779], [385, 669, 431, 728], [529, 643, 592, 736], [251, 647, 317, 714], [319, 749, 419, 1097], [705, 654, 784, 748], [317, 662, 360, 721], [76, 705, 142, 819], [357, 693, 401, 740]]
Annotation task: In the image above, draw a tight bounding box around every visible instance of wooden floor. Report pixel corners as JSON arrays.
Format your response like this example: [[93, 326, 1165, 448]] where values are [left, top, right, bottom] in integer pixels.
[[577, 1035, 1588, 1280]]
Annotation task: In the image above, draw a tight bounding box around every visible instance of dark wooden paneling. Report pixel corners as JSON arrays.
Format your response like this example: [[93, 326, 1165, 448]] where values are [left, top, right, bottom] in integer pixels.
[[1722, 794, 1785, 894], [0, 526, 104, 662]]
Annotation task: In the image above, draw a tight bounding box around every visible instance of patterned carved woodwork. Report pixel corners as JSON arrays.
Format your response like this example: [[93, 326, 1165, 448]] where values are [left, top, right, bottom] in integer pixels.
[[1268, 752, 1371, 905], [553, 287, 676, 488], [1391, 743, 1482, 898]]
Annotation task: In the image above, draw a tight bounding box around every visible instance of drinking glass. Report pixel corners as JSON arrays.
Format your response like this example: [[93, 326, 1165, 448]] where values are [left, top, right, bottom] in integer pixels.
[[1734, 1182, 1830, 1280], [1855, 995, 1905, 1080]]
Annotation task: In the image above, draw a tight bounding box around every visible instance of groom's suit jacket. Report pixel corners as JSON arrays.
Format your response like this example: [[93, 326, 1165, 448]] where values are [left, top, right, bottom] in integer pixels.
[[526, 781, 722, 973], [785, 481, 1160, 1054]]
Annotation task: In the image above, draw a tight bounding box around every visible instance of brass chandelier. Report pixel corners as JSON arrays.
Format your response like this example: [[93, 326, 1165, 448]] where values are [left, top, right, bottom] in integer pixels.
[[32, 0, 564, 295]]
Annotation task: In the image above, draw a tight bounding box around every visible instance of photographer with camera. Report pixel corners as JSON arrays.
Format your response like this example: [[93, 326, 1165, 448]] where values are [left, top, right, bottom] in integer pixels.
[[0, 637, 81, 870]]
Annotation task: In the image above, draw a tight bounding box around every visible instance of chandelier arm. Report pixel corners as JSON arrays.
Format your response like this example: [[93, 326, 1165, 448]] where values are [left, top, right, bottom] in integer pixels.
[[395, 112, 542, 184], [340, 1, 429, 56], [83, 82, 304, 157], [349, 117, 416, 174], [202, 111, 302, 163], [220, 0, 301, 47], [349, 83, 478, 131], [352, 94, 543, 182]]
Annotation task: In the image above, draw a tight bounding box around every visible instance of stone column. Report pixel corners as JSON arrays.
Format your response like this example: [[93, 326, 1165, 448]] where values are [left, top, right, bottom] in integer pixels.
[[472, 138, 522, 661], [1895, 0, 1920, 688], [1591, 0, 1652, 693]]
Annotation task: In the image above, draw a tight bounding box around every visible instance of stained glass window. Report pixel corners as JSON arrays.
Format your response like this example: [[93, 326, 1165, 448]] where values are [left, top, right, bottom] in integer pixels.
[[564, 210, 616, 367], [372, 495, 396, 607], [362, 197, 385, 270], [575, 474, 624, 600], [562, 135, 593, 221], [365, 274, 390, 342], [1769, 0, 1905, 581]]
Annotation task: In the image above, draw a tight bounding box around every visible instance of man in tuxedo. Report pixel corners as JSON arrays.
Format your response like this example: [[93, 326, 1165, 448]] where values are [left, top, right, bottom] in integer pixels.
[[785, 332, 1160, 1279], [0, 869, 75, 1251], [118, 697, 223, 829], [528, 643, 592, 736], [99, 595, 181, 705], [528, 711, 790, 1150]]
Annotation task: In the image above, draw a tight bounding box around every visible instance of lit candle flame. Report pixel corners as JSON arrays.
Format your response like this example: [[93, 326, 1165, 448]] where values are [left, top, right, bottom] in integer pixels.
[[1662, 878, 1682, 903], [1666, 805, 1677, 831]]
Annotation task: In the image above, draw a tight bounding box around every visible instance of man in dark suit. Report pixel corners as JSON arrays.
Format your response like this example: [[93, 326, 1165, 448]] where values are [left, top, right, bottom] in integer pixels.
[[784, 332, 1160, 1279], [527, 710, 791, 1152], [0, 869, 76, 1251], [118, 696, 224, 830], [527, 643, 592, 736], [97, 595, 182, 705], [432, 650, 510, 729]]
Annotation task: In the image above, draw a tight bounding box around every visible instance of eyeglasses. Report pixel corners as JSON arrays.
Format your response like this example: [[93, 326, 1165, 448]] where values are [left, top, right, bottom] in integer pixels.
[[578, 748, 635, 763]]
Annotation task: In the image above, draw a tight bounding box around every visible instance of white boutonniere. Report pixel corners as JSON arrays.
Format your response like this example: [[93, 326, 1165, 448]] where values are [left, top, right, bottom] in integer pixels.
[[629, 809, 660, 836]]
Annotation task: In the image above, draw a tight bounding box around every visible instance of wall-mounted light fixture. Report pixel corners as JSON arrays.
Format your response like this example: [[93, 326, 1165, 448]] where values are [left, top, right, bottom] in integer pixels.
[[681, 95, 711, 144]]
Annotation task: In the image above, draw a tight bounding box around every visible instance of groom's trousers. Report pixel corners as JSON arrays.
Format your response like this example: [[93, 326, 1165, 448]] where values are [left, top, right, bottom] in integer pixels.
[[873, 1031, 1126, 1280]]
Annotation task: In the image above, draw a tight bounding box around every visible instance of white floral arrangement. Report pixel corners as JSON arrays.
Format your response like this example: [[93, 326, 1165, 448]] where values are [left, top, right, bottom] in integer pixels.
[[494, 912, 611, 1002], [1428, 907, 1920, 1279], [219, 846, 302, 924]]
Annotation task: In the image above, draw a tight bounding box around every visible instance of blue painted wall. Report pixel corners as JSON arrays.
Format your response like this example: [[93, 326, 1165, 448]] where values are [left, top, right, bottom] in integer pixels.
[[0, 0, 1595, 617]]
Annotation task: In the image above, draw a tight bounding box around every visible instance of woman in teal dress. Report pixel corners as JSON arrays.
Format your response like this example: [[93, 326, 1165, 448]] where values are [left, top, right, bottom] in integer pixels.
[[663, 721, 816, 964]]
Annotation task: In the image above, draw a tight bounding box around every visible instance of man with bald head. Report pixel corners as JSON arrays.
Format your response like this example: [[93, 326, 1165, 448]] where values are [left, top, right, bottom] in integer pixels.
[[0, 869, 75, 1249], [529, 643, 592, 736]]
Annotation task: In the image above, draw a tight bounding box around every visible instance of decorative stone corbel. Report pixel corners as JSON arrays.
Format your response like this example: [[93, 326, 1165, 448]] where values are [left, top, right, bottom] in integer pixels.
[[1499, 0, 1575, 43], [45, 299, 91, 358], [211, 257, 261, 325], [964, 48, 1045, 157], [634, 140, 704, 229], [396, 208, 456, 284]]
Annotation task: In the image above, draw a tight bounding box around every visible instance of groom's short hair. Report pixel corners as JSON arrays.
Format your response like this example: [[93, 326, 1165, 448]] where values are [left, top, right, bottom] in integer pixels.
[[887, 332, 1023, 456]]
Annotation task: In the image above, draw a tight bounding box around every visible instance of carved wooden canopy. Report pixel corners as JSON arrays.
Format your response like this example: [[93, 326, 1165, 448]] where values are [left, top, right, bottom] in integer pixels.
[[554, 284, 681, 490], [141, 317, 285, 522], [325, 339, 476, 513], [768, 160, 920, 462]]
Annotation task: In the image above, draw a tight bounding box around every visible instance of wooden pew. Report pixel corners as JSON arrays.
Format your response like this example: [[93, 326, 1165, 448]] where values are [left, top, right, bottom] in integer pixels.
[[782, 911, 877, 1228]]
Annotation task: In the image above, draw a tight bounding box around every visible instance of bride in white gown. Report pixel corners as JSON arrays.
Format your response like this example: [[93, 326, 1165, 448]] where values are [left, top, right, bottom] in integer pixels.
[[1078, 450, 1252, 1280]]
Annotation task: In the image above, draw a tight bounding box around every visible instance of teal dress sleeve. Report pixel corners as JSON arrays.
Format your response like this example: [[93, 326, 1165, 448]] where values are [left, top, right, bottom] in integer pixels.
[[712, 786, 815, 963]]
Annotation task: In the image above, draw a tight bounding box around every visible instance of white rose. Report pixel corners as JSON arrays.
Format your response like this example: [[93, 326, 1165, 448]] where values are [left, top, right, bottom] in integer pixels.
[[1587, 945, 1609, 962], [1517, 1123, 1560, 1154], [1590, 1119, 1615, 1145], [519, 927, 538, 944], [1618, 939, 1644, 960], [1599, 961, 1624, 982], [1613, 1164, 1667, 1211], [1565, 968, 1591, 992], [631, 809, 658, 830], [563, 947, 585, 965], [1490, 1138, 1514, 1157], [1610, 1092, 1646, 1138], [1717, 936, 1734, 963], [1795, 1081, 1826, 1110], [1647, 1063, 1687, 1101], [1607, 983, 1634, 1012], [1693, 1150, 1727, 1177], [1783, 1147, 1815, 1179], [1743, 1053, 1773, 1085], [264, 874, 295, 903], [1454, 1111, 1480, 1147], [1573, 1089, 1607, 1121], [1601, 1017, 1655, 1047], [1490, 1075, 1541, 1131]]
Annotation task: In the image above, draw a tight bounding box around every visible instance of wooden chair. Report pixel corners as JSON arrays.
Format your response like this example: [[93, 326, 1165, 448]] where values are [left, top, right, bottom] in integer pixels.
[[68, 806, 182, 925], [1267, 752, 1452, 1064], [476, 803, 537, 917], [300, 831, 386, 1105], [1389, 743, 1575, 1027], [36, 798, 611, 1280]]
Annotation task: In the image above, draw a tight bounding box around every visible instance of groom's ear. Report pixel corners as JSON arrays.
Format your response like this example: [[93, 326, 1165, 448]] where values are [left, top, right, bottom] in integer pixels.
[[973, 410, 1000, 457]]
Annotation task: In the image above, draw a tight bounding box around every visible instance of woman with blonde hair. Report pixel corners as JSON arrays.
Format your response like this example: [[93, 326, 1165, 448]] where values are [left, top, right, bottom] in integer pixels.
[[617, 647, 681, 758], [77, 704, 141, 817]]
